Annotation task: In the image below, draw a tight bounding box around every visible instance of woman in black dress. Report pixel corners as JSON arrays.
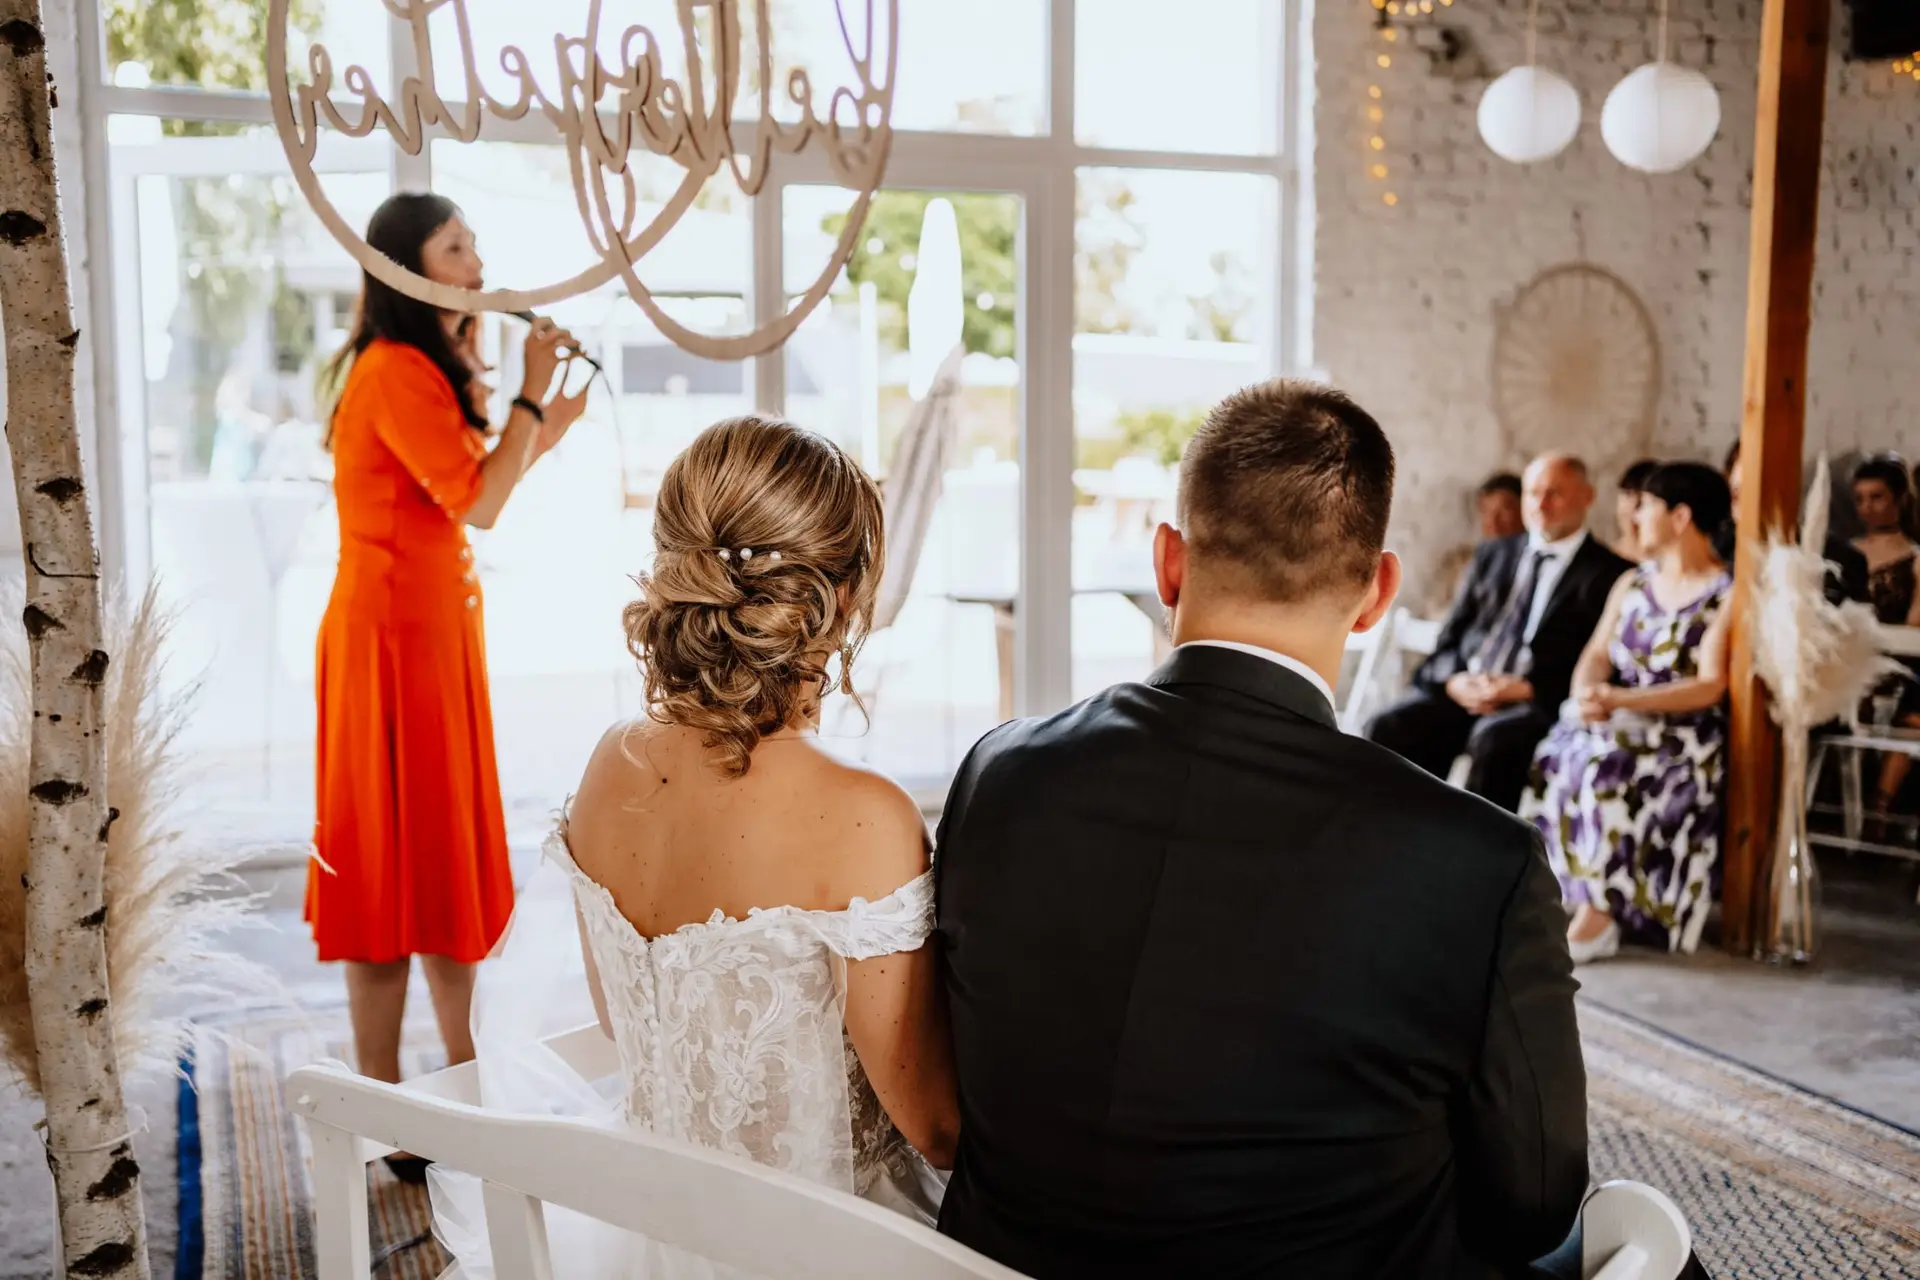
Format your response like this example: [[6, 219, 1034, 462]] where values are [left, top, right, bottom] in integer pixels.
[[1851, 456, 1920, 822]]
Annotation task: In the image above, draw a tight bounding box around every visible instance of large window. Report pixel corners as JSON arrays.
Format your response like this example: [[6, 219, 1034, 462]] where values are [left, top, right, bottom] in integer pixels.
[[86, 0, 1309, 847]]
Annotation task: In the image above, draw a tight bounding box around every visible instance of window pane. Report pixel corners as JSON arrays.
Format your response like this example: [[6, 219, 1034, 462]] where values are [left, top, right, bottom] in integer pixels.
[[1076, 0, 1280, 154], [784, 185, 1024, 785], [772, 0, 1045, 135], [425, 0, 1043, 137], [431, 140, 752, 823], [112, 123, 387, 843], [104, 0, 388, 94], [1071, 168, 1276, 699]]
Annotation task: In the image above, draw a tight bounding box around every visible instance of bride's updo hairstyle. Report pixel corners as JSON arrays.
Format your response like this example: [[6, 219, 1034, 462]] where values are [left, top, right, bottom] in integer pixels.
[[624, 415, 885, 776]]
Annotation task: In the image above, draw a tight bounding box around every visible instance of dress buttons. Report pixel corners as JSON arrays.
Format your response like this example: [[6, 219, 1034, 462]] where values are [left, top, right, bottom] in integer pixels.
[[462, 571, 477, 585], [464, 594, 479, 610], [459, 547, 474, 563]]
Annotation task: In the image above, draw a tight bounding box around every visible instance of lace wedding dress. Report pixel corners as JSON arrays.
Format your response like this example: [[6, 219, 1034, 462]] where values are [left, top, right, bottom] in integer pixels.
[[429, 831, 945, 1279]]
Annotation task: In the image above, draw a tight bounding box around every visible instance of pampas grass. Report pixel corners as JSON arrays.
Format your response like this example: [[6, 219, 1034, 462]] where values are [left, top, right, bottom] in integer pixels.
[[1749, 456, 1901, 731], [0, 584, 274, 1098], [1748, 455, 1900, 961]]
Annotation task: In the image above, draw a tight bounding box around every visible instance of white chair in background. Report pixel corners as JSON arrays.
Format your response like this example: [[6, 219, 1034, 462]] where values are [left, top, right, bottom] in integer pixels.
[[1339, 609, 1399, 734], [293, 1027, 1695, 1280]]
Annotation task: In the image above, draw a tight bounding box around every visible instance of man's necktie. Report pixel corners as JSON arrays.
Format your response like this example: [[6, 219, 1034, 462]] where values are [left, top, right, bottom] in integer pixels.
[[1473, 548, 1551, 676]]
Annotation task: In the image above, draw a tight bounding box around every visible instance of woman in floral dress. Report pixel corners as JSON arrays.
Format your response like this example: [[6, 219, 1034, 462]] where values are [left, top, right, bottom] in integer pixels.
[[1521, 462, 1735, 961]]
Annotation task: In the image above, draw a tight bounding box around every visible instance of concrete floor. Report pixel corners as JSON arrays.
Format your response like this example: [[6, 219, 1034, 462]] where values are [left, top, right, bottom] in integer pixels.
[[1577, 851, 1920, 1133], [3, 849, 1916, 1277]]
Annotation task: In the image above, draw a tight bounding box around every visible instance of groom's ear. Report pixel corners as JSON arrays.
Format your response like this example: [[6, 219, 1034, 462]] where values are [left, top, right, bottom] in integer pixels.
[[1351, 550, 1401, 635], [1153, 523, 1185, 610]]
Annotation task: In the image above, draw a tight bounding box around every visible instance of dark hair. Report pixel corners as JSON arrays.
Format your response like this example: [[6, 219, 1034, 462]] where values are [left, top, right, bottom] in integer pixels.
[[1853, 454, 1915, 536], [1641, 462, 1732, 537], [1618, 458, 1661, 493], [1852, 454, 1912, 501], [324, 193, 485, 441], [1722, 438, 1741, 476], [1177, 378, 1395, 604], [1478, 472, 1522, 500]]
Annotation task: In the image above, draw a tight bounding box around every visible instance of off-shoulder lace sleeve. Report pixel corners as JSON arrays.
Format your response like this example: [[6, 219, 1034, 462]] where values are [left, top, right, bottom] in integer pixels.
[[794, 870, 934, 961]]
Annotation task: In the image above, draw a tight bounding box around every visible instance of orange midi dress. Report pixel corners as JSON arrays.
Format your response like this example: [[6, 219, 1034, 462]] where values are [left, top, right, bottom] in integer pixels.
[[306, 338, 514, 964]]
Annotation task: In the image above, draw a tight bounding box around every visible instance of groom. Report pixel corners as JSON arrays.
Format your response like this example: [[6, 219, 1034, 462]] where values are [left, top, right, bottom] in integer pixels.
[[933, 381, 1588, 1278]]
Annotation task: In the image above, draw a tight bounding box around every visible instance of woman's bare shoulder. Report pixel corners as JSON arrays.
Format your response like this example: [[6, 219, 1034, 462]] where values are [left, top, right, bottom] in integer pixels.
[[790, 748, 930, 902]]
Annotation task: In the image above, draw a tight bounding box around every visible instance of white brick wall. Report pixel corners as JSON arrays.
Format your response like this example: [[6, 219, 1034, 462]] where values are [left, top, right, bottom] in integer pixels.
[[1314, 0, 1920, 588]]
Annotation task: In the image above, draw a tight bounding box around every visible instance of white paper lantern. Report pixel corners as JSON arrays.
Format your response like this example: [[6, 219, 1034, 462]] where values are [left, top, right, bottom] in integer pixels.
[[1601, 62, 1721, 174], [1477, 66, 1582, 165]]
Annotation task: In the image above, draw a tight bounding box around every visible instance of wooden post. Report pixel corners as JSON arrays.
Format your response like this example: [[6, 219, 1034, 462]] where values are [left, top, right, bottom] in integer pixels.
[[1724, 0, 1831, 957]]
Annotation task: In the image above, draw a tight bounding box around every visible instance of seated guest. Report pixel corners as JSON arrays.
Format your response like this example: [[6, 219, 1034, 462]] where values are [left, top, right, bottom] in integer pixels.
[[1368, 454, 1633, 810], [1428, 471, 1525, 614], [1848, 456, 1920, 822], [1715, 438, 1868, 605], [1479, 469, 1525, 539], [936, 380, 1590, 1278], [1609, 458, 1660, 562], [1522, 463, 1734, 962]]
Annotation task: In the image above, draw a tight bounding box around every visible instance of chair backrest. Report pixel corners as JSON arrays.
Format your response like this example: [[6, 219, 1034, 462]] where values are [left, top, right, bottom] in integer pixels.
[[1338, 610, 1398, 734], [1394, 611, 1441, 658], [288, 1058, 1026, 1280], [873, 345, 966, 635], [1582, 1180, 1692, 1280]]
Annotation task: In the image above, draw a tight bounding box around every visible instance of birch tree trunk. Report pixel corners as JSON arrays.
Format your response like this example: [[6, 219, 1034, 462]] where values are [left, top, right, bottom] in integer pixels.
[[0, 4, 149, 1276]]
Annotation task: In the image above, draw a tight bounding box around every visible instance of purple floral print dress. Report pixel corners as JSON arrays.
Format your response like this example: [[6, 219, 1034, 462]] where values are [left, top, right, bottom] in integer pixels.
[[1519, 566, 1732, 953]]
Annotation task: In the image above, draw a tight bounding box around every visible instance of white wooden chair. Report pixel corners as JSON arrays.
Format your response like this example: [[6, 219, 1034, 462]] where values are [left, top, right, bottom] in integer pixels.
[[1338, 609, 1399, 734], [1580, 1180, 1693, 1280], [1340, 607, 1441, 736], [291, 1027, 1691, 1280], [287, 1024, 1023, 1280]]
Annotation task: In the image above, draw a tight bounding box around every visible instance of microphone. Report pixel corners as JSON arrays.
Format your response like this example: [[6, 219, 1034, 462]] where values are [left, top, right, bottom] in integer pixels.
[[509, 309, 603, 372]]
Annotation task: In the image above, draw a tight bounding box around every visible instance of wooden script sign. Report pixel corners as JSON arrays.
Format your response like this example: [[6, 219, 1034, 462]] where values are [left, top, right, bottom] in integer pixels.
[[267, 0, 898, 359]]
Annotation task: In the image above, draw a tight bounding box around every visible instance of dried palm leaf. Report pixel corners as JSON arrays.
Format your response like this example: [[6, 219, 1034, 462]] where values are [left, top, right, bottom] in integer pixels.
[[1, 584, 276, 1098], [1749, 456, 1902, 731]]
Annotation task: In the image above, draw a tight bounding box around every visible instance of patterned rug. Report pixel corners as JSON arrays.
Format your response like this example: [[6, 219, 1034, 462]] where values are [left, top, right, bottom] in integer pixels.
[[179, 1000, 1920, 1280], [178, 1006, 451, 1280], [1580, 1000, 1920, 1278]]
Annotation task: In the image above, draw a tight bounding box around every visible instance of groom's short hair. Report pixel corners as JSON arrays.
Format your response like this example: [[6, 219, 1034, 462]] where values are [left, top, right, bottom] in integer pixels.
[[1177, 379, 1395, 604]]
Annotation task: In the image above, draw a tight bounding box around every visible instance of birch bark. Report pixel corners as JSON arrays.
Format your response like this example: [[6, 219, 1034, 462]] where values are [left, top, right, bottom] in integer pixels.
[[0, 4, 149, 1275]]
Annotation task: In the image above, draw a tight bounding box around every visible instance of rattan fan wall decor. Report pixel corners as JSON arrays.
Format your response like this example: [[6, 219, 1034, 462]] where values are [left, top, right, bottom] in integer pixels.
[[1491, 264, 1660, 470]]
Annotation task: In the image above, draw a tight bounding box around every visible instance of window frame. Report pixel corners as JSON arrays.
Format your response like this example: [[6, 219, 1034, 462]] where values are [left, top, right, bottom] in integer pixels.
[[78, 0, 1312, 735]]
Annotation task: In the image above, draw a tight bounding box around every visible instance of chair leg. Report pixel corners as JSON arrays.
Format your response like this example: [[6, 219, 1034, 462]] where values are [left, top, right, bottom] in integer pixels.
[[1842, 749, 1864, 845], [307, 1121, 371, 1280], [482, 1180, 555, 1280], [1804, 740, 1827, 810]]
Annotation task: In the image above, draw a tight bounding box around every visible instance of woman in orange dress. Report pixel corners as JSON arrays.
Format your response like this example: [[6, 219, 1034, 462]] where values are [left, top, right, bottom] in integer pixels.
[[309, 193, 585, 1174]]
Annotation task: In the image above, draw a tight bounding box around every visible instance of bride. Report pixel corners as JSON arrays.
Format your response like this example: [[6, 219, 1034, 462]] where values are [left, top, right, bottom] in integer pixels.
[[430, 415, 958, 1276]]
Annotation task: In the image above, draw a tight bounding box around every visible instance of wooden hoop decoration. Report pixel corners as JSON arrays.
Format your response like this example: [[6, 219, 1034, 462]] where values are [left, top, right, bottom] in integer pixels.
[[267, 0, 898, 360], [1491, 262, 1660, 471]]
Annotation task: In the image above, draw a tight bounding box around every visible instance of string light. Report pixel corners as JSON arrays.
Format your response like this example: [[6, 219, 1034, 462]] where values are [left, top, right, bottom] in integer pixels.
[[1895, 52, 1920, 83], [1363, 0, 1457, 209]]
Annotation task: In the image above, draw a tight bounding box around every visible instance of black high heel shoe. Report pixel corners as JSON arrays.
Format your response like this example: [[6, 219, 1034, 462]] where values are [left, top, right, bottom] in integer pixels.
[[382, 1154, 432, 1185]]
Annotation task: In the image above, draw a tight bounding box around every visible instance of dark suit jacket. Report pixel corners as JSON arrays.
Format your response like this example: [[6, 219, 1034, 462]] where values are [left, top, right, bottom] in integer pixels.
[[1416, 533, 1634, 715], [935, 645, 1588, 1280]]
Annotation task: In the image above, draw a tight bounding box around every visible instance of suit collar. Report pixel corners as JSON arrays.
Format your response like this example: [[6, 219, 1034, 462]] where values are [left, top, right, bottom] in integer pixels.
[[1534, 530, 1609, 622], [1143, 643, 1341, 731]]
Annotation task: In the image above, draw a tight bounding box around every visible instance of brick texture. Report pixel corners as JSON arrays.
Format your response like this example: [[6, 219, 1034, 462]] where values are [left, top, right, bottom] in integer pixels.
[[1314, 0, 1920, 587]]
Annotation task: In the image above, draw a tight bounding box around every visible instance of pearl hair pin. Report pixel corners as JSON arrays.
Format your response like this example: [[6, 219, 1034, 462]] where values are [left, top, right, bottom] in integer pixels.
[[717, 548, 781, 563]]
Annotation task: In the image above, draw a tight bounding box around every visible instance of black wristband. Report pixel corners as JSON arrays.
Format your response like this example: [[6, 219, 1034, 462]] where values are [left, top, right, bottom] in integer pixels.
[[511, 394, 545, 423]]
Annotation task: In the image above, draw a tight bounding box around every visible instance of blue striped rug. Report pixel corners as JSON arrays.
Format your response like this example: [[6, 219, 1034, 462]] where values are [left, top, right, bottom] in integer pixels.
[[176, 1006, 449, 1280]]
